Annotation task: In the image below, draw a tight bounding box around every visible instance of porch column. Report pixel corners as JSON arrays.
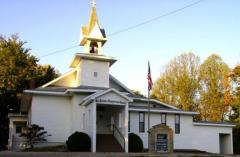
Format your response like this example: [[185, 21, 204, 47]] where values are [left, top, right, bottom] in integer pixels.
[[8, 119, 14, 150], [92, 100, 97, 152], [124, 104, 129, 153]]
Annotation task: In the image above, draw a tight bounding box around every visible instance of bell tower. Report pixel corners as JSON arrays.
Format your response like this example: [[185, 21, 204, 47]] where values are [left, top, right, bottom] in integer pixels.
[[69, 1, 116, 88], [80, 0, 107, 55]]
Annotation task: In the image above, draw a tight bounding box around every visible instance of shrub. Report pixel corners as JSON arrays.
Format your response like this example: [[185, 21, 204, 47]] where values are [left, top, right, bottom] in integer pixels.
[[128, 133, 143, 152], [20, 124, 51, 150], [66, 132, 91, 152]]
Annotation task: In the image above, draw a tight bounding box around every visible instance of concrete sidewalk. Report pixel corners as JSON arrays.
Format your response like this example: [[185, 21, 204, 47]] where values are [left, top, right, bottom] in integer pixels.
[[0, 152, 238, 157]]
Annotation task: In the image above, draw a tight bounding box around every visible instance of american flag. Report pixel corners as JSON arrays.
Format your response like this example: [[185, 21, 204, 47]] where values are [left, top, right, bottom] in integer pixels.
[[147, 61, 153, 91]]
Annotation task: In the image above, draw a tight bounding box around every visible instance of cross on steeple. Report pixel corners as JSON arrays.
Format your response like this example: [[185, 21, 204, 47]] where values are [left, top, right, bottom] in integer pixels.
[[91, 0, 96, 7]]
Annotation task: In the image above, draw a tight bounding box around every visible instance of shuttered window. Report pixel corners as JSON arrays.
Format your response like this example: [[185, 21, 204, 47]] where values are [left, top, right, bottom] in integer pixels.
[[161, 113, 166, 125], [139, 112, 145, 132], [175, 114, 180, 134]]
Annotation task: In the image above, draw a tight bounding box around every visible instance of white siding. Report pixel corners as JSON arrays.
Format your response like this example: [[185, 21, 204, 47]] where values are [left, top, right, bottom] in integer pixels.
[[70, 94, 88, 133], [31, 95, 71, 143], [80, 60, 109, 88], [129, 111, 233, 154]]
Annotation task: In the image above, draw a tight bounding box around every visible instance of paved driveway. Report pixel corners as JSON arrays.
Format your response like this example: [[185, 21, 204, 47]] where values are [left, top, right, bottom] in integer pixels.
[[0, 152, 239, 157]]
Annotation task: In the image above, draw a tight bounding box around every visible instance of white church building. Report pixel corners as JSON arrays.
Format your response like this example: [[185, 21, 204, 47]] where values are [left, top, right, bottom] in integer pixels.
[[8, 2, 235, 154]]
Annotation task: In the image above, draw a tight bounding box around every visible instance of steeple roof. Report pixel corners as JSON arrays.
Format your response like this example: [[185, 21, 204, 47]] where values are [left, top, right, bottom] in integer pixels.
[[80, 0, 107, 46], [82, 6, 99, 36]]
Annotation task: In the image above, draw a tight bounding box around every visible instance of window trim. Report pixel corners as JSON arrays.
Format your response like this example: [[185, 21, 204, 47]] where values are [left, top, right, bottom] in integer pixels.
[[93, 71, 98, 78], [139, 112, 145, 133], [161, 113, 167, 125], [175, 114, 180, 134]]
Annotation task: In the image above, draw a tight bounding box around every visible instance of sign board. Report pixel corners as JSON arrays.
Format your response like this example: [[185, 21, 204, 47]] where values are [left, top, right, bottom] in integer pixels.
[[156, 134, 168, 152], [96, 99, 126, 105]]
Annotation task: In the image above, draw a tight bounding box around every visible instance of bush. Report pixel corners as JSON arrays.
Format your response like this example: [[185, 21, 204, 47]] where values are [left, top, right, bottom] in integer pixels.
[[128, 133, 143, 152], [66, 132, 91, 152]]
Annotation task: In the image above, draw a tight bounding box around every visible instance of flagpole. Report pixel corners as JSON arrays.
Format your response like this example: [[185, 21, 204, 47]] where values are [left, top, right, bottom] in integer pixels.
[[147, 61, 153, 132], [148, 88, 150, 131]]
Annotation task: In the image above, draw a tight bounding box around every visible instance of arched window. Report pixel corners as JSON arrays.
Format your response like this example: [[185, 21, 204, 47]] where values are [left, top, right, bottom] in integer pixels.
[[90, 42, 98, 54]]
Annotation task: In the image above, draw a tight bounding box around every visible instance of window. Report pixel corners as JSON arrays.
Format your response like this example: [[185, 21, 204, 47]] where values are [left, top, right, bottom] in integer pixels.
[[161, 113, 166, 125], [93, 72, 98, 78], [128, 112, 130, 132], [175, 114, 180, 134], [139, 112, 145, 132], [16, 126, 22, 134]]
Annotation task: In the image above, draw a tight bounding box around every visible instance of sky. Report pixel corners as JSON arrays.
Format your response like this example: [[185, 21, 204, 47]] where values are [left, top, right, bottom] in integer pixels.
[[1, 0, 240, 95]]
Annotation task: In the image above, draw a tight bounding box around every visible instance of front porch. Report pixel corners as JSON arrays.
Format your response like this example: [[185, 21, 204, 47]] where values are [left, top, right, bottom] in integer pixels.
[[81, 88, 132, 152], [96, 105, 126, 152]]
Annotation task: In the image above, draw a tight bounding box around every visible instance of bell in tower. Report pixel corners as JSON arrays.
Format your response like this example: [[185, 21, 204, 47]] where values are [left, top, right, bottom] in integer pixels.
[[80, 0, 107, 55], [89, 42, 98, 54]]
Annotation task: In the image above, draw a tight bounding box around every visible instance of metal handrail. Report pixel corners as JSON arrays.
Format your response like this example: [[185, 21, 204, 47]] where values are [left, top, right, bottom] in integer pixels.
[[112, 124, 125, 151]]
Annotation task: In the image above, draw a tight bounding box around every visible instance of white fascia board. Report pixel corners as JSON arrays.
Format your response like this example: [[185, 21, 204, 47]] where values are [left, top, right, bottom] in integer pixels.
[[67, 89, 101, 93], [96, 102, 126, 106], [94, 88, 133, 102], [24, 90, 67, 96], [193, 122, 236, 127], [133, 98, 178, 110], [24, 89, 96, 96], [80, 88, 133, 106], [128, 108, 199, 115], [41, 69, 77, 88], [81, 99, 94, 106], [82, 91, 102, 101]]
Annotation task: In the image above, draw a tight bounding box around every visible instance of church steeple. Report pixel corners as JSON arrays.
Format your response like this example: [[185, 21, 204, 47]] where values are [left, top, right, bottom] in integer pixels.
[[80, 0, 107, 54]]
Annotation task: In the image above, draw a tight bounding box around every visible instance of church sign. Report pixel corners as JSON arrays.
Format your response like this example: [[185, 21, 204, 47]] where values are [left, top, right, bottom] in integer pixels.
[[96, 99, 126, 105], [156, 134, 168, 152], [148, 124, 173, 153]]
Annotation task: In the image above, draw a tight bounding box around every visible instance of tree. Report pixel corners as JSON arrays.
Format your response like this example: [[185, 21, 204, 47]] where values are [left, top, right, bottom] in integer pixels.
[[229, 65, 240, 123], [0, 34, 58, 150], [20, 124, 51, 149], [228, 65, 240, 154], [132, 90, 144, 97], [35, 65, 59, 87], [152, 52, 200, 111], [198, 54, 230, 121]]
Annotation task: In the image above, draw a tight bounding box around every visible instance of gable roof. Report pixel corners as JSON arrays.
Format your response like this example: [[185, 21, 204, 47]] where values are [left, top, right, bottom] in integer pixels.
[[80, 5, 106, 46], [82, 6, 99, 36], [109, 75, 134, 94], [41, 69, 77, 88], [128, 94, 178, 110]]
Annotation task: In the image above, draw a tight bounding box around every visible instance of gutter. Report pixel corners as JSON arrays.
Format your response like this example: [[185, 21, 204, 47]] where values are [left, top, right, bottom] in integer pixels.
[[24, 90, 67, 96], [129, 108, 199, 115], [193, 122, 236, 127]]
